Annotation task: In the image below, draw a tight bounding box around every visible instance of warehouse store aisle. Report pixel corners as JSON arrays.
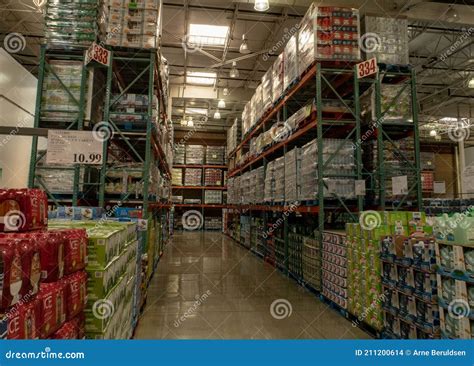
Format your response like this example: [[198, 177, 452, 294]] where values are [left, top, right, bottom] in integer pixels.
[[134, 232, 371, 339]]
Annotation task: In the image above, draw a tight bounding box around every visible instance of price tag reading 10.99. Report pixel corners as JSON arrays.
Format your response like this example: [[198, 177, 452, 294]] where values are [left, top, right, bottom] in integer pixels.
[[73, 153, 103, 164], [357, 57, 378, 79]]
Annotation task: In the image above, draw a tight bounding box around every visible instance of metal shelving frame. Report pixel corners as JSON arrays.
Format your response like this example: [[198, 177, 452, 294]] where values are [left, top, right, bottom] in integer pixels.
[[225, 60, 422, 283]]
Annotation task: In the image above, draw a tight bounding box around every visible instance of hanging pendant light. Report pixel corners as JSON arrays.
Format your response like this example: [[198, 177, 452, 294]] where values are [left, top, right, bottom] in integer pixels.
[[180, 119, 187, 126], [218, 99, 226, 109], [229, 61, 239, 78], [214, 110, 221, 120], [239, 34, 250, 54], [254, 0, 269, 12], [223, 87, 229, 96], [187, 116, 194, 127]]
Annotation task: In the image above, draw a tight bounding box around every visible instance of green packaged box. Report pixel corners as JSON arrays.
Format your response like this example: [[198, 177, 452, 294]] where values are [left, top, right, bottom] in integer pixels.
[[86, 257, 120, 303], [407, 211, 426, 226], [383, 211, 408, 226], [86, 228, 122, 268]]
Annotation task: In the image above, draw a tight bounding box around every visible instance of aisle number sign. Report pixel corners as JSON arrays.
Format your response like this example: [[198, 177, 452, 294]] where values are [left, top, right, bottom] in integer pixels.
[[46, 130, 104, 165], [357, 57, 378, 79], [85, 42, 111, 67]]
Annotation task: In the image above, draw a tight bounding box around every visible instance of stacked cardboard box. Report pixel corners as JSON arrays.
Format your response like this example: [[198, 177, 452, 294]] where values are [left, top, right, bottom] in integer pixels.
[[262, 69, 273, 113], [300, 139, 318, 201], [184, 168, 202, 186], [102, 0, 162, 49], [302, 232, 321, 291], [206, 146, 225, 165], [255, 166, 265, 204], [172, 168, 183, 186], [204, 169, 222, 186], [173, 144, 185, 165], [284, 34, 299, 91], [272, 53, 285, 103], [185, 145, 205, 165], [285, 148, 300, 203], [204, 190, 222, 205], [321, 230, 348, 309], [273, 157, 285, 203], [205, 217, 222, 231], [362, 15, 409, 65], [227, 118, 242, 155], [110, 94, 158, 127], [264, 161, 275, 203]]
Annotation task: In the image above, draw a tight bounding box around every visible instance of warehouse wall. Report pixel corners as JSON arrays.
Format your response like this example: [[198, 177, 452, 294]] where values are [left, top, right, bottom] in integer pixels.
[[434, 152, 457, 198], [0, 49, 38, 188]]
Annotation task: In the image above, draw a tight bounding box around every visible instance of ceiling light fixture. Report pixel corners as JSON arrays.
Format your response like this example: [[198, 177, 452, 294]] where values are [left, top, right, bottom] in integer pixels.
[[218, 99, 226, 109], [254, 0, 269, 12], [223, 87, 229, 96], [445, 6, 459, 22], [187, 116, 194, 127], [230, 61, 239, 78], [429, 130, 437, 137], [188, 24, 229, 47], [240, 34, 250, 54], [186, 71, 217, 85], [214, 110, 221, 119], [180, 119, 187, 126], [468, 78, 474, 88]]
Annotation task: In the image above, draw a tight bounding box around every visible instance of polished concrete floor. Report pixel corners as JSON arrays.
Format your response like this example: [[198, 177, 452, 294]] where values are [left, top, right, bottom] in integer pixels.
[[134, 231, 372, 339]]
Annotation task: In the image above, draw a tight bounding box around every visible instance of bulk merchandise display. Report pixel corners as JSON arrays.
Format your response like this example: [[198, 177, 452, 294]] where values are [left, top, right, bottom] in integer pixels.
[[302, 231, 321, 291], [204, 169, 222, 186], [361, 15, 409, 65], [184, 168, 202, 186], [240, 216, 251, 249], [227, 119, 242, 156], [110, 94, 159, 127], [284, 34, 299, 91], [264, 161, 275, 203], [321, 230, 348, 309], [261, 69, 273, 113], [205, 217, 222, 231], [273, 157, 285, 203], [251, 217, 265, 256], [102, 0, 162, 49], [204, 191, 222, 205], [285, 148, 301, 203], [172, 168, 183, 186], [272, 53, 285, 104], [206, 146, 225, 165], [173, 145, 186, 165], [185, 145, 205, 165]]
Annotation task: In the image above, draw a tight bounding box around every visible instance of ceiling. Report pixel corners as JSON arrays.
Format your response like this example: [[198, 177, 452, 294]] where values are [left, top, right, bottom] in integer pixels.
[[0, 0, 473, 137]]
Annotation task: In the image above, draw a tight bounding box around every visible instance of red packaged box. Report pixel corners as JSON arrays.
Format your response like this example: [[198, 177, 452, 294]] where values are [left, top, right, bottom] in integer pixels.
[[37, 282, 66, 338], [70, 313, 85, 339], [38, 231, 65, 282], [61, 229, 87, 275], [13, 234, 42, 297], [0, 189, 48, 232], [63, 271, 87, 320], [0, 239, 24, 309], [7, 299, 41, 339], [51, 320, 78, 339]]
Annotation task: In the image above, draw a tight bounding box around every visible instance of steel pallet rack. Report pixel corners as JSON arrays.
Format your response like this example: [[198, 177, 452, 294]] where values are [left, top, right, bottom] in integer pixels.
[[225, 60, 422, 289], [172, 163, 228, 231]]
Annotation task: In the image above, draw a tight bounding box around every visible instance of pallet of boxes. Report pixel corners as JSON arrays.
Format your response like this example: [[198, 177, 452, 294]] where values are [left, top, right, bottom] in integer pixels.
[[0, 189, 88, 339]]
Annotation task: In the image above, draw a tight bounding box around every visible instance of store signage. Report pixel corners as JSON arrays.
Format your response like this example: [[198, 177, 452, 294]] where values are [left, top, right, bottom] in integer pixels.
[[356, 57, 378, 79], [355, 180, 366, 196], [46, 130, 103, 165], [392, 175, 408, 196], [433, 181, 446, 194], [85, 42, 111, 67]]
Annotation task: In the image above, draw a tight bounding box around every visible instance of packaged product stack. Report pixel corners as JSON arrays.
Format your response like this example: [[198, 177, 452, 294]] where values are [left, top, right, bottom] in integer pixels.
[[36, 165, 85, 194], [302, 230, 321, 290], [247, 170, 257, 204], [254, 84, 264, 125], [48, 219, 139, 339], [273, 157, 285, 203], [362, 15, 409, 65], [172, 168, 183, 186], [102, 0, 161, 49], [205, 217, 222, 231], [171, 195, 183, 204], [254, 166, 265, 204], [285, 148, 300, 203], [288, 226, 304, 280], [240, 216, 251, 249], [284, 34, 299, 91], [204, 169, 222, 186], [346, 221, 384, 332], [173, 144, 186, 165], [264, 161, 276, 203], [322, 139, 356, 199], [365, 84, 412, 123], [321, 230, 348, 309], [110, 94, 158, 127], [285, 103, 313, 131], [250, 94, 257, 132], [184, 168, 202, 186], [240, 172, 252, 205], [241, 103, 251, 137], [227, 119, 242, 155], [227, 178, 235, 204], [204, 191, 222, 205], [234, 176, 242, 205], [185, 145, 205, 165], [45, 0, 101, 47], [206, 146, 225, 165], [261, 69, 273, 113], [298, 4, 360, 69], [432, 214, 474, 339], [41, 60, 86, 122], [300, 139, 318, 201], [250, 217, 264, 254], [272, 53, 285, 103]]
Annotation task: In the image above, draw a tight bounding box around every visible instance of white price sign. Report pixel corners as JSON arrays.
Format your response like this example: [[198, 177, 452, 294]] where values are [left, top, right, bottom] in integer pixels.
[[46, 130, 104, 165], [357, 57, 378, 79], [355, 180, 366, 196], [392, 175, 408, 196], [433, 181, 446, 194], [85, 42, 111, 67]]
